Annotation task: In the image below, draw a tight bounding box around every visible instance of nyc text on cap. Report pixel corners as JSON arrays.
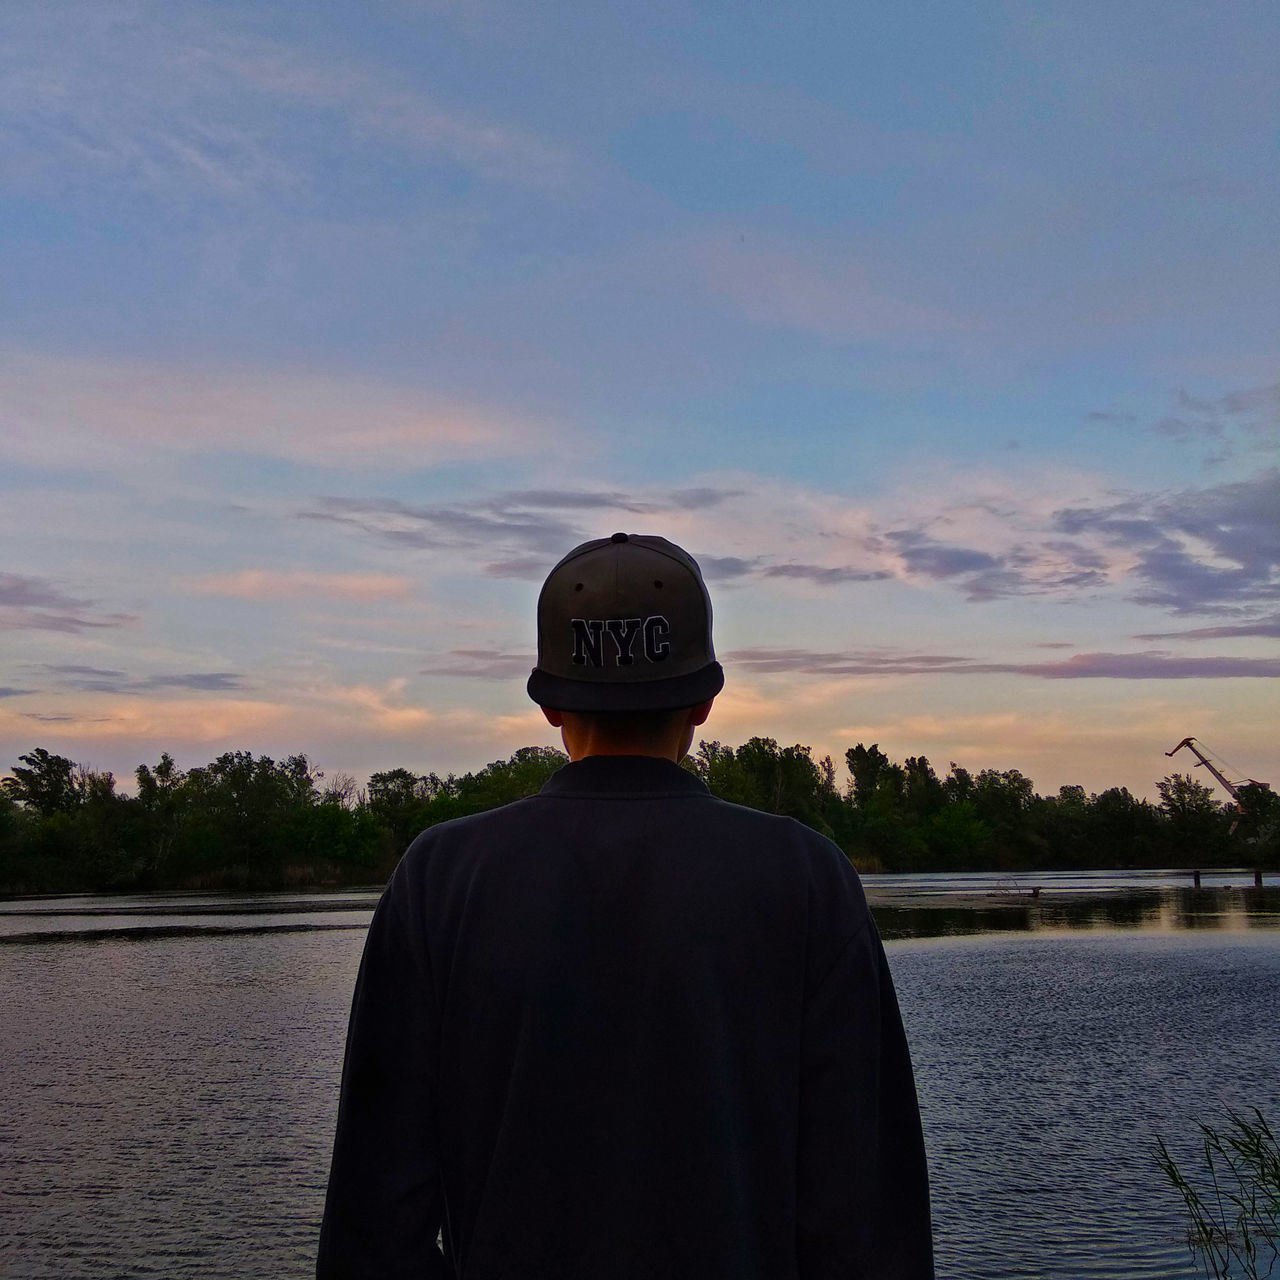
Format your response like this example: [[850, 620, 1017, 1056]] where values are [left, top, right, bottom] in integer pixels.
[[527, 532, 725, 712]]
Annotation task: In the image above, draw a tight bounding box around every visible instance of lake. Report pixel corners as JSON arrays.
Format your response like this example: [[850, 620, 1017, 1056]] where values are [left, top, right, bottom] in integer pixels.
[[2, 873, 1278, 1278]]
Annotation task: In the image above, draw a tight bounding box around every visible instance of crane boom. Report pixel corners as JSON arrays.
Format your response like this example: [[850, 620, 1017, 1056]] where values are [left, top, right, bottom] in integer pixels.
[[1165, 737, 1241, 801]]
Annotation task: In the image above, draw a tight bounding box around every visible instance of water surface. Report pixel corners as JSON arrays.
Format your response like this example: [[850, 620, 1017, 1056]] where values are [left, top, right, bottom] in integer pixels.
[[3, 877, 1277, 1278]]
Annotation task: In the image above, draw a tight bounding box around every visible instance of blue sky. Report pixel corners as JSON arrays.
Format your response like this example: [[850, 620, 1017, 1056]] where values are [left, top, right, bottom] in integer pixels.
[[2, 0, 1277, 799]]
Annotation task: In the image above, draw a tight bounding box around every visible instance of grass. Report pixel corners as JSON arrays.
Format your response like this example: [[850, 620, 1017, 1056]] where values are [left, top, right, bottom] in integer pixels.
[[1156, 1108, 1280, 1279]]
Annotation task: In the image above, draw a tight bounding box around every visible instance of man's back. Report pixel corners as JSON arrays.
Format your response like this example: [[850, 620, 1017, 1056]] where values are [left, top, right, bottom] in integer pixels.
[[318, 754, 932, 1279]]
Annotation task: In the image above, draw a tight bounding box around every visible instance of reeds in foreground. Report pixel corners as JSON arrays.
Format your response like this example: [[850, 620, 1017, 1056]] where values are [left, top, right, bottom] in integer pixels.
[[1156, 1108, 1280, 1279]]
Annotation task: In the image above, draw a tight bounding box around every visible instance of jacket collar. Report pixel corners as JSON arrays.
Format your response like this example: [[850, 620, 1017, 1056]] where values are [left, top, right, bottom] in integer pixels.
[[539, 754, 709, 798]]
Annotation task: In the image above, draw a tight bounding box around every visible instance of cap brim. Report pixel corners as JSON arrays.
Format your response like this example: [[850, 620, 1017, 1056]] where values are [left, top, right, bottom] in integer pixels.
[[527, 661, 724, 712]]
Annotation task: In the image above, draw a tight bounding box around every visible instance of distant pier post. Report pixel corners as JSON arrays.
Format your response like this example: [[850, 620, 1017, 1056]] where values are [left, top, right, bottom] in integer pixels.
[[1256, 868, 1264, 890], [1193, 868, 1201, 889]]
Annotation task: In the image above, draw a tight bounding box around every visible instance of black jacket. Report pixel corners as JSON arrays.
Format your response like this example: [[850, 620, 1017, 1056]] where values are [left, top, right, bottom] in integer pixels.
[[318, 755, 933, 1278]]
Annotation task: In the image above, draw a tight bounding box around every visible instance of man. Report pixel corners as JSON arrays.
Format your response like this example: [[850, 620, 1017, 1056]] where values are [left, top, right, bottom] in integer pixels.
[[318, 533, 933, 1279]]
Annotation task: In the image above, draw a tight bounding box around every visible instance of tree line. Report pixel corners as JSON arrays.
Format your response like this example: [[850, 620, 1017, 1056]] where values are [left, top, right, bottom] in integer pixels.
[[1, 739, 1276, 895]]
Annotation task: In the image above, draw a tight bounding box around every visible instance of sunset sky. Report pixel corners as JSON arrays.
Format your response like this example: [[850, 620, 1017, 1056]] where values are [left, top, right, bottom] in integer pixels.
[[2, 0, 1277, 801]]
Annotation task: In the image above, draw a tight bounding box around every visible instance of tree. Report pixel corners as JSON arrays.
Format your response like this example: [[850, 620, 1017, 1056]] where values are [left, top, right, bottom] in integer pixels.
[[1037, 785, 1091, 869], [943, 763, 975, 804], [173, 751, 323, 878], [135, 753, 186, 878], [919, 801, 989, 871], [902, 756, 946, 822], [1157, 773, 1228, 863], [1234, 783, 1280, 868], [367, 768, 444, 851], [1086, 786, 1162, 868], [455, 746, 568, 813], [74, 767, 141, 889], [691, 738, 836, 835], [2, 748, 80, 818], [970, 768, 1043, 867], [845, 743, 904, 810], [322, 772, 359, 807], [0, 785, 30, 887]]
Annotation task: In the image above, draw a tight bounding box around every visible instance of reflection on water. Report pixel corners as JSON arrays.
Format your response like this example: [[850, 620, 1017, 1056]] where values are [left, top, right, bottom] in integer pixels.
[[875, 887, 1280, 940], [869, 867, 1274, 894], [2, 876, 1275, 945], [0, 890, 383, 944]]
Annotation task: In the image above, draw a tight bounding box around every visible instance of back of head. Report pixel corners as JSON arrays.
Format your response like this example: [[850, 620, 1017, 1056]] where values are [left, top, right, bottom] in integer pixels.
[[527, 532, 724, 714]]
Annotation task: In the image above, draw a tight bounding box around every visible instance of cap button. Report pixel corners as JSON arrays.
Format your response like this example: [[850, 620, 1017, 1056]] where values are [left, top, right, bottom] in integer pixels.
[[610, 531, 629, 543]]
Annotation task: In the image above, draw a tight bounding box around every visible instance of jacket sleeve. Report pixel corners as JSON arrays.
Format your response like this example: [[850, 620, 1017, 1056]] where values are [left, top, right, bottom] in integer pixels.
[[797, 919, 934, 1280], [317, 861, 450, 1279]]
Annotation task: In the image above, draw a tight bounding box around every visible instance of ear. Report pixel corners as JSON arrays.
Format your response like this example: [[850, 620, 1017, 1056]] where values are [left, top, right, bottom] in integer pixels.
[[541, 707, 566, 728], [687, 698, 714, 727]]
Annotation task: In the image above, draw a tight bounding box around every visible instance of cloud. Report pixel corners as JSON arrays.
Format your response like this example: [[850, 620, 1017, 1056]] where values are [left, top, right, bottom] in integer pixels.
[[140, 673, 246, 692], [36, 666, 247, 694], [726, 646, 1280, 680], [288, 464, 1277, 620], [501, 488, 740, 513], [0, 576, 86, 610], [483, 558, 551, 580], [302, 497, 582, 556], [1154, 415, 1226, 443], [213, 35, 572, 189], [1013, 652, 1280, 679], [1134, 614, 1280, 641], [43, 664, 126, 678], [191, 570, 413, 601], [0, 9, 571, 203], [0, 573, 136, 633], [36, 664, 128, 692], [424, 637, 1280, 690], [300, 486, 749, 571], [760, 564, 893, 585], [727, 648, 975, 677], [420, 649, 534, 680], [696, 555, 760, 581], [0, 687, 33, 699], [887, 533, 1001, 578], [300, 466, 1278, 618], [1150, 382, 1280, 457], [875, 526, 1107, 602], [0, 697, 285, 743], [300, 481, 931, 595], [1053, 468, 1280, 613], [1083, 384, 1279, 471], [1, 352, 541, 469], [313, 680, 438, 735]]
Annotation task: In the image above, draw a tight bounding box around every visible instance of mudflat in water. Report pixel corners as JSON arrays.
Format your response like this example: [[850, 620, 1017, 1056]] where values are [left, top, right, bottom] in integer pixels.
[[2, 874, 1277, 1278]]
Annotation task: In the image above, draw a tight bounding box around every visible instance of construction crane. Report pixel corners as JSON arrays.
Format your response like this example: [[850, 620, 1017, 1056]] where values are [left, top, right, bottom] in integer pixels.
[[1165, 739, 1273, 878]]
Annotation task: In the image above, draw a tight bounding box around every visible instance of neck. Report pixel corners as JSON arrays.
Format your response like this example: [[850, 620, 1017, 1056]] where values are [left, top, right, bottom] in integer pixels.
[[561, 728, 690, 764], [558, 718, 695, 764], [542, 700, 711, 765]]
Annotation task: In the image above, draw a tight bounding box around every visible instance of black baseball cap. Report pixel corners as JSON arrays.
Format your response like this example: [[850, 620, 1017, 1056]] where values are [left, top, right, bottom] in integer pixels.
[[527, 532, 725, 712]]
